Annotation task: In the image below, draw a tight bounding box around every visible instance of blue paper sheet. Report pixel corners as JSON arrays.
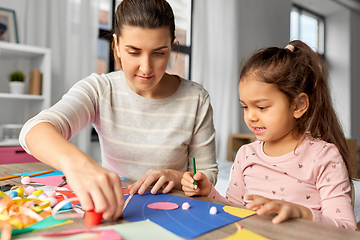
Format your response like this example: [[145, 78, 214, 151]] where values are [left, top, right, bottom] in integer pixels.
[[123, 192, 243, 239], [14, 170, 64, 178]]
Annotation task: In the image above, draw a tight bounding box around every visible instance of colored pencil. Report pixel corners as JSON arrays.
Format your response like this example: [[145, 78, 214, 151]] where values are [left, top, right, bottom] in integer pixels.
[[192, 157, 198, 190], [0, 169, 55, 181], [123, 194, 133, 211]]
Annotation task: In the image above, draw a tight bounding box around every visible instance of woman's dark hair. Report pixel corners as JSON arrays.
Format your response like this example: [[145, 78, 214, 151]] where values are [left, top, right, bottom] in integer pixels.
[[111, 0, 175, 68], [239, 40, 356, 178]]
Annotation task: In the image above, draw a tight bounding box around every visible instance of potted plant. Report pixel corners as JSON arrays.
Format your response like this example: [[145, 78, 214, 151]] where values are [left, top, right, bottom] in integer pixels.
[[9, 71, 26, 94]]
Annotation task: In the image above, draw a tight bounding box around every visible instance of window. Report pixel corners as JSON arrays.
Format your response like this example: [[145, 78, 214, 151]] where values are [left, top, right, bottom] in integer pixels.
[[97, 0, 115, 75], [290, 5, 324, 55], [166, 0, 193, 79]]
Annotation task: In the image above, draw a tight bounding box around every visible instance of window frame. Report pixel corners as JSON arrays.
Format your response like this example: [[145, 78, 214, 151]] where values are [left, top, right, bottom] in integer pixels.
[[291, 4, 325, 56]]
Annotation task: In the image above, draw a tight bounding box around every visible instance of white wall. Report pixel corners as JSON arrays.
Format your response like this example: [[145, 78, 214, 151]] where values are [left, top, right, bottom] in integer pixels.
[[294, 0, 360, 144], [236, 0, 291, 134], [350, 11, 360, 143], [326, 9, 351, 137]]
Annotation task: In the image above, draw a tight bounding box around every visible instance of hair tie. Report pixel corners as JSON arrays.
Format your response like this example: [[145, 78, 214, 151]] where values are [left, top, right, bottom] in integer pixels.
[[285, 44, 295, 52]]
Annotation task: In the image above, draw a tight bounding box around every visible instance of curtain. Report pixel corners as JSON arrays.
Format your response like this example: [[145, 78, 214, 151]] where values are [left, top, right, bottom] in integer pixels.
[[191, 0, 243, 161], [21, 0, 99, 152]]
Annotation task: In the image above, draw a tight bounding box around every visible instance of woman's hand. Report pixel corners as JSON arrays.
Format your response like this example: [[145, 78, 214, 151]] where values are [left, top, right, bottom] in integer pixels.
[[128, 169, 183, 195], [62, 159, 124, 221], [181, 172, 212, 197], [245, 195, 313, 224]]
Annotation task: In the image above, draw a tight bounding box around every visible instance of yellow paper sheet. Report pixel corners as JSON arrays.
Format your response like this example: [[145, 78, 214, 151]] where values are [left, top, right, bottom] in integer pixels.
[[223, 205, 256, 218], [221, 224, 269, 240]]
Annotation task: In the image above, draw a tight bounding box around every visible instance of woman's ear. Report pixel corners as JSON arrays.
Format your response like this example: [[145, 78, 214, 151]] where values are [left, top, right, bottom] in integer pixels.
[[293, 93, 309, 119], [113, 34, 120, 57]]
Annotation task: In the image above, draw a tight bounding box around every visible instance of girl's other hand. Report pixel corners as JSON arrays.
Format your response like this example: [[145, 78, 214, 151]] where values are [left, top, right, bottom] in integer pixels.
[[128, 169, 182, 195], [181, 172, 212, 197], [63, 160, 124, 221], [245, 195, 313, 224]]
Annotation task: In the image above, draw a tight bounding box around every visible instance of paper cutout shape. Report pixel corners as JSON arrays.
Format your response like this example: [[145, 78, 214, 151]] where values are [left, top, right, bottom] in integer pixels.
[[223, 205, 256, 218], [147, 202, 179, 210], [221, 223, 270, 240], [123, 192, 254, 239], [56, 190, 80, 205], [40, 228, 123, 240], [9, 216, 71, 236]]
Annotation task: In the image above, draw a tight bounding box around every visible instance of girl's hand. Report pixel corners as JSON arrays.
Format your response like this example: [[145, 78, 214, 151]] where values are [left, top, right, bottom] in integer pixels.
[[181, 172, 212, 197], [62, 159, 124, 221], [128, 169, 183, 195], [245, 195, 313, 224]]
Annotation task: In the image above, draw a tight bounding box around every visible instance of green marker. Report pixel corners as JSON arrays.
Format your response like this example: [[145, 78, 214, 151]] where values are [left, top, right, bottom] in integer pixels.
[[192, 157, 198, 190]]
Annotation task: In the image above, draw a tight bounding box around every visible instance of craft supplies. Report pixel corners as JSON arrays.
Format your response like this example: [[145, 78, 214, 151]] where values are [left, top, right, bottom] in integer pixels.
[[21, 176, 31, 185], [40, 228, 123, 240], [209, 206, 217, 215], [24, 186, 36, 195], [52, 197, 84, 220], [0, 169, 55, 181], [0, 187, 51, 230], [192, 157, 198, 190], [57, 176, 67, 187], [0, 184, 15, 192], [182, 202, 190, 210], [84, 210, 103, 226], [147, 202, 179, 210], [123, 194, 133, 211]]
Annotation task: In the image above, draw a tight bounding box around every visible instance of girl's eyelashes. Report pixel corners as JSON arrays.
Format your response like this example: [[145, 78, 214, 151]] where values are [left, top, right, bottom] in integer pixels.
[[240, 105, 268, 110]]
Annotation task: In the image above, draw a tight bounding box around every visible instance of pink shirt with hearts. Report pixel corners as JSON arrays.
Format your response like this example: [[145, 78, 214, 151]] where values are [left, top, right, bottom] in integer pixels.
[[208, 137, 357, 230]]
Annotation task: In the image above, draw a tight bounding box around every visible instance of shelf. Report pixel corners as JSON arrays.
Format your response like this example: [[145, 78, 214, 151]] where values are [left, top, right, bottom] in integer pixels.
[[0, 93, 44, 100], [0, 42, 51, 141], [228, 133, 257, 161]]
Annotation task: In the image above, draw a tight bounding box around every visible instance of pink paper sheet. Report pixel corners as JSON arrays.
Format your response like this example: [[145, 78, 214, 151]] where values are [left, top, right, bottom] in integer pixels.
[[31, 175, 72, 191], [40, 228, 123, 240]]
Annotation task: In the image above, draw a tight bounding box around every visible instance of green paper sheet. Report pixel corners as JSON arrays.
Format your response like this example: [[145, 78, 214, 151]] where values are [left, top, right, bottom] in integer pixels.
[[0, 216, 70, 236], [15, 219, 184, 240]]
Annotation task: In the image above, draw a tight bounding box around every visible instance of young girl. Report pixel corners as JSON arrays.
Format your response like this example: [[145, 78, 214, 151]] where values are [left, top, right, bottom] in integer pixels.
[[182, 40, 357, 230], [19, 0, 217, 221]]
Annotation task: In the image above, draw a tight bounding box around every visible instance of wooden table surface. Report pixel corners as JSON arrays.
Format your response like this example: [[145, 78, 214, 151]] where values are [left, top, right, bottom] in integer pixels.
[[1, 162, 360, 240]]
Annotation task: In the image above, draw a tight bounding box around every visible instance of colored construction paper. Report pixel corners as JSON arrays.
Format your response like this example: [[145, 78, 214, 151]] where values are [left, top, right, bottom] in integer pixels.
[[223, 205, 256, 218], [16, 220, 184, 240], [14, 170, 64, 178], [32, 175, 72, 190], [40, 228, 123, 240], [6, 216, 71, 236], [123, 192, 251, 239], [221, 224, 269, 240]]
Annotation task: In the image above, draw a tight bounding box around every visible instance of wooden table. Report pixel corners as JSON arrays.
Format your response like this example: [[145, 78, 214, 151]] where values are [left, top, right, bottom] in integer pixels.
[[1, 163, 360, 240]]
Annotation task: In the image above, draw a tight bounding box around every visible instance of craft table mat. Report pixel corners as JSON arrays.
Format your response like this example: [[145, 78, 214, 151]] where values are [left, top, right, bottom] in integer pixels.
[[123, 191, 255, 239]]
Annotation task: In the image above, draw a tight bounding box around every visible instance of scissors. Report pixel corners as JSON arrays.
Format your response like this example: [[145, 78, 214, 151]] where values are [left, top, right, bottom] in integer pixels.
[[57, 176, 67, 187]]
